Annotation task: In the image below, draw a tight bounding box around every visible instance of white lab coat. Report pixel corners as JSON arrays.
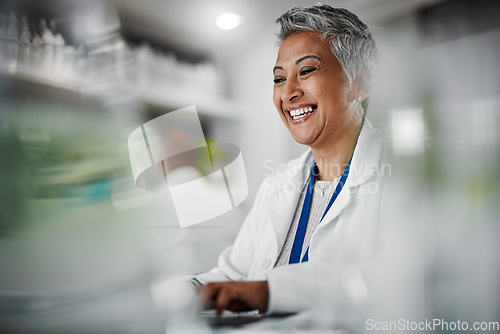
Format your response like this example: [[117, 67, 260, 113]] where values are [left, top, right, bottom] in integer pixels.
[[196, 119, 386, 314]]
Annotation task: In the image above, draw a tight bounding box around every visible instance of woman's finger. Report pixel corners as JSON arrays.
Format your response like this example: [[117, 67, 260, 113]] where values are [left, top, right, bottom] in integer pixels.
[[227, 299, 252, 313], [214, 286, 233, 315], [201, 283, 220, 309]]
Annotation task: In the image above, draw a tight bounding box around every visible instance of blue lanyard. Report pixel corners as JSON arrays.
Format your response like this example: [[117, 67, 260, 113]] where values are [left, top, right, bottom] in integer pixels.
[[288, 156, 352, 264]]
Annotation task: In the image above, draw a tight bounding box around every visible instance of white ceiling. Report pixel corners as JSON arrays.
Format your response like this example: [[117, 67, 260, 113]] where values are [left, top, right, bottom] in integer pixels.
[[110, 0, 446, 60]]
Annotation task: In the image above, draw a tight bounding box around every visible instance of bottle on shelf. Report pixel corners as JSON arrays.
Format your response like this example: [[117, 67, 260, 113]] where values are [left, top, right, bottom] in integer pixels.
[[53, 33, 65, 76], [40, 19, 55, 73], [0, 13, 7, 65], [30, 32, 43, 72], [5, 12, 19, 71], [62, 44, 77, 82], [18, 15, 31, 70]]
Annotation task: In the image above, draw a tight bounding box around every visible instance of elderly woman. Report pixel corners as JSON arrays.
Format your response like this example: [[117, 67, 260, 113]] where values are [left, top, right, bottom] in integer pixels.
[[198, 5, 382, 314]]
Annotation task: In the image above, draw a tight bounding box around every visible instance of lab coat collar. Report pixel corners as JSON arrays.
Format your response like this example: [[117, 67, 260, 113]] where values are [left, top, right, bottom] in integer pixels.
[[283, 118, 384, 190], [348, 119, 384, 188], [266, 119, 384, 247], [265, 151, 312, 252]]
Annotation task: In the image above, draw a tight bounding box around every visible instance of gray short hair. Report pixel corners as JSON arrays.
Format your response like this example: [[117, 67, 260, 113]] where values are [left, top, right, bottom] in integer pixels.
[[276, 5, 377, 93]]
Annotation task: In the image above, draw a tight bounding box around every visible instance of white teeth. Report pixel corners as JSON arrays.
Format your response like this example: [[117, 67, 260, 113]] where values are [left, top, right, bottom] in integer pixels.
[[289, 106, 315, 118], [294, 113, 306, 120]]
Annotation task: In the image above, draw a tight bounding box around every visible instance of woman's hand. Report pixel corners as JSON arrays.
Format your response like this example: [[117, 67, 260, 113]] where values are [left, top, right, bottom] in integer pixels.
[[201, 281, 269, 314]]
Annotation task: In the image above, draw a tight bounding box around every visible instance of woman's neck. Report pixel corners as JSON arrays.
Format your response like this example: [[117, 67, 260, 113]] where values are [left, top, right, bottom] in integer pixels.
[[311, 123, 362, 181]]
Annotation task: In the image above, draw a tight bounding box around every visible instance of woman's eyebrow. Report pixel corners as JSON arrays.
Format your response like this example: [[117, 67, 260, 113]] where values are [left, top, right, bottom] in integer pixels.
[[296, 55, 320, 64], [273, 55, 320, 74], [273, 66, 283, 74]]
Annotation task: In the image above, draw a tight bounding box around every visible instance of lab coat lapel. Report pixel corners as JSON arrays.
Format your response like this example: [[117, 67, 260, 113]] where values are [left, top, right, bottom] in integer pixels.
[[317, 186, 352, 229], [267, 151, 313, 251], [316, 119, 383, 229]]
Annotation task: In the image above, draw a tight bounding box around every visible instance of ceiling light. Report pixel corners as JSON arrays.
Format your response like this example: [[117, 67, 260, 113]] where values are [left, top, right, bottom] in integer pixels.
[[215, 13, 240, 30]]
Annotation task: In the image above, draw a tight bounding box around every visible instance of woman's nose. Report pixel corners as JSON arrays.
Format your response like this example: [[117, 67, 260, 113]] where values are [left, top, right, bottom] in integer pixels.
[[282, 77, 303, 102]]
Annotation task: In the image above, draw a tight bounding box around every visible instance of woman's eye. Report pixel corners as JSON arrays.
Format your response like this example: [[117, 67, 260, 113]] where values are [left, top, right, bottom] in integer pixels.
[[273, 77, 285, 84], [300, 67, 317, 76]]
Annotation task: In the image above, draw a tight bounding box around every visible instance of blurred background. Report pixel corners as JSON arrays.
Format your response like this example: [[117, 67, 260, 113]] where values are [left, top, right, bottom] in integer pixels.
[[0, 0, 499, 332]]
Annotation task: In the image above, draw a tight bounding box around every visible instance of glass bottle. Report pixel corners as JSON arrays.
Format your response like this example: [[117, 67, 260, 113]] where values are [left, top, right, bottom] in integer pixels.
[[0, 13, 7, 65], [18, 15, 31, 70], [5, 12, 19, 71]]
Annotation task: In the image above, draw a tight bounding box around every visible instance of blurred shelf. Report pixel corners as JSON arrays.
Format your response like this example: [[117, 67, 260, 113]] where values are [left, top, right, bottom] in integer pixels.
[[0, 68, 241, 122], [0, 67, 81, 97], [0, 3, 239, 122]]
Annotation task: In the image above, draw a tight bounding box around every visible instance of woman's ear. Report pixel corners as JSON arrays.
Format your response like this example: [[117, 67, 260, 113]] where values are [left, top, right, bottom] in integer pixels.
[[348, 79, 367, 103]]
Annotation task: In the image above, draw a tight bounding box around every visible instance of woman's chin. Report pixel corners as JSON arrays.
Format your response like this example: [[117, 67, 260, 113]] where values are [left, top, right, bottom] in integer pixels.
[[290, 133, 317, 147]]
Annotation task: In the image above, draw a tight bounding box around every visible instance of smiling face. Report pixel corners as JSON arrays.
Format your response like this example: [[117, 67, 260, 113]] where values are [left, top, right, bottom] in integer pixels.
[[273, 31, 363, 150]]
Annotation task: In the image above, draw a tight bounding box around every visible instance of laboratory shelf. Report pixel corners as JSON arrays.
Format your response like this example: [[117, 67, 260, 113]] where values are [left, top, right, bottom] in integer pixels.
[[0, 68, 241, 122]]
